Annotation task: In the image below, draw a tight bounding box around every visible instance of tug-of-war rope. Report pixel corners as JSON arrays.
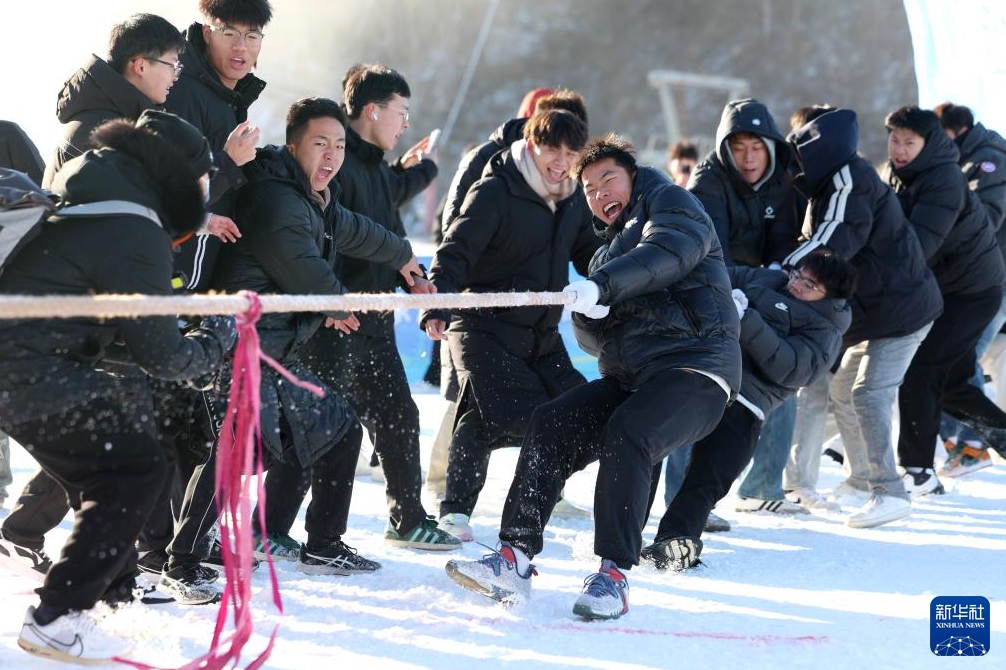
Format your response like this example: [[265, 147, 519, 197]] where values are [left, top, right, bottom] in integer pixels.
[[2, 290, 574, 670]]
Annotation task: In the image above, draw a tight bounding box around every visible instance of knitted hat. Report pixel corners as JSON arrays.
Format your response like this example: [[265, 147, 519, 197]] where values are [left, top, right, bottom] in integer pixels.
[[135, 109, 213, 175]]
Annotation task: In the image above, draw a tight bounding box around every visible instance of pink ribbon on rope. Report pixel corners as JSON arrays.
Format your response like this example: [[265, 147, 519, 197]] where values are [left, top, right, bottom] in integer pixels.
[[119, 291, 324, 669]]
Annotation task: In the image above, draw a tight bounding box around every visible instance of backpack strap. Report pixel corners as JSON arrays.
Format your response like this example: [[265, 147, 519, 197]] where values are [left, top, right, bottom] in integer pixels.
[[51, 200, 162, 228]]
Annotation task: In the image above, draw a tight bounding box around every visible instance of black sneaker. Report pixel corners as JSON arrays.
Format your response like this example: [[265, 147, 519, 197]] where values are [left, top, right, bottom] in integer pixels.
[[297, 540, 381, 576], [136, 549, 168, 575], [0, 529, 52, 580], [158, 564, 221, 605], [641, 536, 703, 571], [203, 539, 262, 571]]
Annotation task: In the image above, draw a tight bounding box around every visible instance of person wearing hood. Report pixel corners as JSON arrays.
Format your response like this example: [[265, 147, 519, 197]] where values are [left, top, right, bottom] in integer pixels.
[[182, 97, 430, 586], [933, 102, 1006, 477], [645, 252, 855, 571], [0, 110, 235, 664], [445, 134, 740, 621], [882, 105, 1006, 497], [783, 108, 943, 529], [421, 107, 600, 543]]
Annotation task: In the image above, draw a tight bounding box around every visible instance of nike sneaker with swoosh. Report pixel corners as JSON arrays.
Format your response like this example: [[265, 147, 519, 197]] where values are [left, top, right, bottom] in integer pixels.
[[18, 605, 132, 664]]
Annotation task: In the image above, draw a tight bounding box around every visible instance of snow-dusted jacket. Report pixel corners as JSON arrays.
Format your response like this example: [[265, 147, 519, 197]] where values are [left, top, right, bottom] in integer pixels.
[[884, 128, 1004, 296], [729, 266, 850, 417], [43, 54, 157, 187], [572, 166, 742, 393], [783, 108, 942, 346], [688, 98, 799, 267]]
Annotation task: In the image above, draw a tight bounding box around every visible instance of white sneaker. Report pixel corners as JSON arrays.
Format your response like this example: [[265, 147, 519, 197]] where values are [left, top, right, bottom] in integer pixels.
[[18, 605, 132, 664], [902, 468, 945, 497], [552, 497, 592, 519], [787, 487, 840, 511], [846, 493, 911, 528], [735, 496, 809, 514], [438, 513, 474, 542], [445, 544, 534, 604], [829, 480, 871, 506]]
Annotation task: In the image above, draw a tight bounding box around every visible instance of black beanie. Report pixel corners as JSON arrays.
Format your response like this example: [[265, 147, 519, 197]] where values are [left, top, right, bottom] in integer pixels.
[[135, 110, 213, 175]]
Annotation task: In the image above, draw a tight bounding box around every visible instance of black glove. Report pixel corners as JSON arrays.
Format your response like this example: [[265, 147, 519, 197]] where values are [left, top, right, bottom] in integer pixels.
[[200, 314, 238, 354]]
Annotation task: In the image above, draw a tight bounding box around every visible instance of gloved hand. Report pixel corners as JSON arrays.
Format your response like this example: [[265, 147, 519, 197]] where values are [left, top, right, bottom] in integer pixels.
[[582, 304, 610, 319], [564, 280, 600, 313], [200, 314, 238, 353], [731, 288, 748, 318]]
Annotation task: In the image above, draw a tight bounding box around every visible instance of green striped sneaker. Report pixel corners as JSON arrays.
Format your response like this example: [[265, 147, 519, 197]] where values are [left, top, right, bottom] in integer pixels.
[[384, 516, 461, 551], [253, 531, 302, 561]]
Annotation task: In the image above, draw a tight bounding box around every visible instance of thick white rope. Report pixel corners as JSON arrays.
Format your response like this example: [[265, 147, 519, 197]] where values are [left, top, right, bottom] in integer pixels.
[[0, 291, 575, 319]]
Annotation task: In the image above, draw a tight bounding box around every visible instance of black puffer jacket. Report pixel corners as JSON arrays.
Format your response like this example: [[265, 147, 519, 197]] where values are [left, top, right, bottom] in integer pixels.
[[729, 266, 850, 417], [783, 109, 943, 346], [0, 128, 229, 427], [425, 142, 599, 333], [688, 99, 799, 267], [211, 145, 413, 464], [572, 167, 742, 393], [213, 145, 414, 362], [43, 55, 157, 188], [884, 129, 1004, 296], [333, 124, 437, 336], [439, 117, 526, 235], [0, 120, 45, 184], [957, 122, 1006, 266], [165, 23, 266, 291]]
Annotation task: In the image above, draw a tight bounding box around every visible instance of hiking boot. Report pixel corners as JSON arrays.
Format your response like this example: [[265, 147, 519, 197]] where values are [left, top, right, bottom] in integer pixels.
[[938, 444, 992, 478], [18, 605, 132, 664], [787, 487, 841, 511], [0, 529, 52, 580], [704, 511, 731, 532], [136, 549, 168, 575], [735, 496, 809, 514], [203, 539, 262, 571], [641, 536, 703, 571], [158, 564, 221, 605], [572, 559, 629, 620], [298, 539, 381, 576], [902, 467, 945, 497], [437, 513, 474, 542], [445, 543, 535, 604], [385, 516, 462, 550], [253, 531, 302, 561], [846, 493, 911, 529]]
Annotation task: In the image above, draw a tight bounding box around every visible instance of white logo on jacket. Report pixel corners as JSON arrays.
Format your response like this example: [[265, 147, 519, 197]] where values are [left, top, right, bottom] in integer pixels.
[[775, 302, 789, 312]]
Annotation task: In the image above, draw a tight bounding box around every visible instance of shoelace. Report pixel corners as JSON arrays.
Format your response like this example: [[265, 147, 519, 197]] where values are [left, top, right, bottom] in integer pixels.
[[581, 572, 623, 598], [473, 542, 537, 578]]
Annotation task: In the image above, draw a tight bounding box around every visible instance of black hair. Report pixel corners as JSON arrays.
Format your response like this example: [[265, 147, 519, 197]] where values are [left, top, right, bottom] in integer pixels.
[[199, 0, 273, 27], [933, 102, 975, 133], [790, 104, 834, 132], [885, 105, 940, 140], [571, 133, 637, 181], [107, 13, 185, 74], [522, 109, 588, 151], [796, 251, 857, 299], [668, 140, 698, 162], [535, 89, 589, 128], [286, 97, 347, 144], [343, 64, 411, 119]]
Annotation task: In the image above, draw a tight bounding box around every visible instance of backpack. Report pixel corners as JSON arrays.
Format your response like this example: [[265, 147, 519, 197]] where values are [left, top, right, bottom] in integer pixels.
[[0, 167, 162, 277]]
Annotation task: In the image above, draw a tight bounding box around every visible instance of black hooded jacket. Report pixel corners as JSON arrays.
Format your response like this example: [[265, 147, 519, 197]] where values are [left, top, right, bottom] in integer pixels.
[[884, 128, 1004, 296], [164, 23, 266, 291], [439, 117, 527, 236], [783, 109, 943, 346], [572, 167, 742, 393], [957, 122, 1006, 267], [0, 125, 229, 427], [688, 99, 799, 267], [333, 124, 437, 336], [729, 266, 851, 417], [43, 54, 157, 188]]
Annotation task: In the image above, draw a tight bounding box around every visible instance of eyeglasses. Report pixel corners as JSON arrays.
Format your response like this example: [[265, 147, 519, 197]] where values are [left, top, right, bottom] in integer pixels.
[[788, 269, 825, 293], [207, 23, 265, 45], [148, 57, 184, 78], [377, 103, 409, 124]]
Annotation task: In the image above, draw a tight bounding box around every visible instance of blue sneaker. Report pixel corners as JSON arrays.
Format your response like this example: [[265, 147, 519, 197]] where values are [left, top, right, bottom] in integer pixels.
[[572, 559, 629, 620], [445, 543, 535, 604]]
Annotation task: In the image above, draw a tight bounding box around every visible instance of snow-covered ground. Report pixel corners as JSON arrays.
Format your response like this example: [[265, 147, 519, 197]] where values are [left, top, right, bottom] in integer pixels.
[[2, 385, 1005, 669]]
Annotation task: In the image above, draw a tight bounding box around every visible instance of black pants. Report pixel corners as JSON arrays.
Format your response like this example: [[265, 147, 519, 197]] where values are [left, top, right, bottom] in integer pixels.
[[303, 329, 427, 532], [4, 400, 166, 610], [656, 402, 762, 539], [898, 285, 1006, 467], [500, 370, 727, 569]]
